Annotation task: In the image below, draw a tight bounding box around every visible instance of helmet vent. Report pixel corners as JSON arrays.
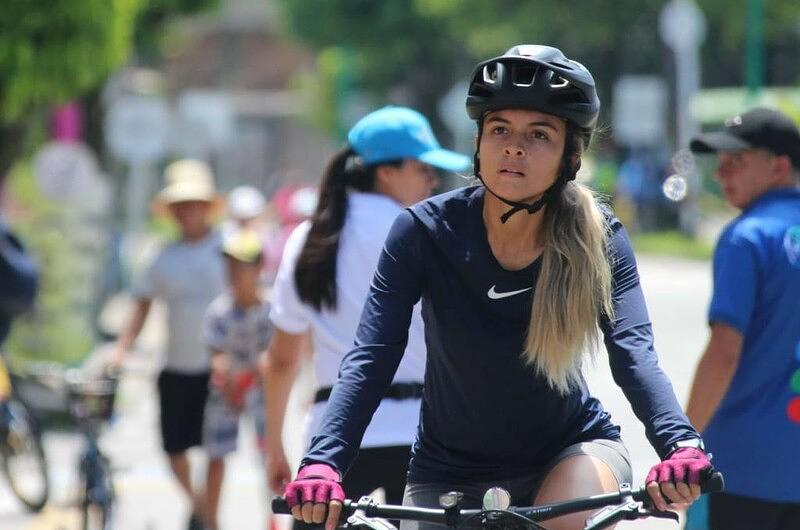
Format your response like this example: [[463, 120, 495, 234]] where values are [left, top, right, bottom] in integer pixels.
[[549, 75, 570, 89], [548, 86, 589, 105], [549, 60, 575, 70], [512, 65, 536, 87], [482, 63, 499, 84]]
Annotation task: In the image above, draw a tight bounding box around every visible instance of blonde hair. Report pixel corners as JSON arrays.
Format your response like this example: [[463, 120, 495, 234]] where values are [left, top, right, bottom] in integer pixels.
[[523, 140, 614, 394]]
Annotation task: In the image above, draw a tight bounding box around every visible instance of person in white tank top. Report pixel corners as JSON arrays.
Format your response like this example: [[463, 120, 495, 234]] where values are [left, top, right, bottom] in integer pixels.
[[263, 106, 470, 522]]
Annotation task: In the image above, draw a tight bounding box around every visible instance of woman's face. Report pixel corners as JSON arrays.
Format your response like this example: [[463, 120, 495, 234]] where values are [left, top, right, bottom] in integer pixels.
[[478, 109, 567, 203]]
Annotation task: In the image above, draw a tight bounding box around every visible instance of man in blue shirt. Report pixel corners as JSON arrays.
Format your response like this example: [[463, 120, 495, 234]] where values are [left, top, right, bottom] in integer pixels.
[[687, 107, 800, 529]]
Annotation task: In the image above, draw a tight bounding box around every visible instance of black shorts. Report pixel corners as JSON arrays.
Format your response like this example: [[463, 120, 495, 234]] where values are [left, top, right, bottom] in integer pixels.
[[709, 492, 800, 530], [157, 370, 210, 455], [401, 439, 631, 530], [293, 445, 411, 530]]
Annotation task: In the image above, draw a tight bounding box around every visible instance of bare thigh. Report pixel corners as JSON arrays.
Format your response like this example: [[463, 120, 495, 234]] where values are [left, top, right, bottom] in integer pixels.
[[534, 455, 621, 530]]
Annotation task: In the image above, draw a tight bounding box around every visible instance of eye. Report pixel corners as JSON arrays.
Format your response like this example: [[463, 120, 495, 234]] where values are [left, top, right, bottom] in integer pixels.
[[532, 130, 550, 141], [490, 125, 508, 135]]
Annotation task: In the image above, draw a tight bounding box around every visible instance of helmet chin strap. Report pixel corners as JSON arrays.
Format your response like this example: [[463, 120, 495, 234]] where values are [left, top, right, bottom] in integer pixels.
[[473, 145, 570, 224]]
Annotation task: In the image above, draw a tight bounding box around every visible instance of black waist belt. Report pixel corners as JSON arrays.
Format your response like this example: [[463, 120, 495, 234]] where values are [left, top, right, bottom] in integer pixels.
[[314, 382, 424, 404]]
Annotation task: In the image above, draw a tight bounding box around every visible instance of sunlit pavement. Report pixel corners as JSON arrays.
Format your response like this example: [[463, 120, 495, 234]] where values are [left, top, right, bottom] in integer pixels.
[[586, 255, 712, 529], [0, 254, 712, 530]]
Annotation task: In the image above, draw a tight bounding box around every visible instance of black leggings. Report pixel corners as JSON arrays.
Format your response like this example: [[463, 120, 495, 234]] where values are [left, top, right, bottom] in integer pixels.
[[709, 492, 800, 530], [293, 445, 411, 530]]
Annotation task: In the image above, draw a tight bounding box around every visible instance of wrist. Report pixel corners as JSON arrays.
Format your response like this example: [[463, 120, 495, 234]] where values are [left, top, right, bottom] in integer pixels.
[[664, 438, 706, 459], [266, 442, 284, 455], [297, 463, 341, 482]]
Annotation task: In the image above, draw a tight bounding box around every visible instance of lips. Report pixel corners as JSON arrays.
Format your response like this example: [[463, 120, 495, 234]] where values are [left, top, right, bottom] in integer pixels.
[[499, 168, 525, 177]]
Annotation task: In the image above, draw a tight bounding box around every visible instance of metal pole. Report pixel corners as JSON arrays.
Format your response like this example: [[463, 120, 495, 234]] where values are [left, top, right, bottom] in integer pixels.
[[746, 0, 764, 99], [125, 161, 151, 236]]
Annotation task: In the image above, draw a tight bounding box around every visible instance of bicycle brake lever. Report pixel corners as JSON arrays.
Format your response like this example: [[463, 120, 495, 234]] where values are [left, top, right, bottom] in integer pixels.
[[635, 506, 680, 522], [345, 512, 397, 530], [584, 501, 680, 530], [345, 497, 397, 530], [582, 501, 641, 530]]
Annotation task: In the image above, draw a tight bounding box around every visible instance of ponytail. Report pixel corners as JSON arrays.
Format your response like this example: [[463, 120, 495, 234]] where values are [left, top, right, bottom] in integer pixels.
[[294, 147, 393, 310]]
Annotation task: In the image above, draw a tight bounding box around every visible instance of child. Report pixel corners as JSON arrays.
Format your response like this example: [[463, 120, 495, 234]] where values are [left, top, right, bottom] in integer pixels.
[[202, 229, 273, 530]]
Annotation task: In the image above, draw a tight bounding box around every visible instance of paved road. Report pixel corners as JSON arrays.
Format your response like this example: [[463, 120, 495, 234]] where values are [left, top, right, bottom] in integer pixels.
[[0, 255, 713, 530]]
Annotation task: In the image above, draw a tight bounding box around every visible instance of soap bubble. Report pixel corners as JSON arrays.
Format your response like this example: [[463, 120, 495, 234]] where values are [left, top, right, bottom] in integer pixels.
[[663, 174, 688, 202], [672, 149, 696, 176]]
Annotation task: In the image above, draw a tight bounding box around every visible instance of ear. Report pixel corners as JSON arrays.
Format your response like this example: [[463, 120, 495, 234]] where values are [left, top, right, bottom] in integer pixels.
[[771, 155, 793, 183], [558, 154, 581, 180], [571, 154, 582, 173], [373, 164, 395, 192]]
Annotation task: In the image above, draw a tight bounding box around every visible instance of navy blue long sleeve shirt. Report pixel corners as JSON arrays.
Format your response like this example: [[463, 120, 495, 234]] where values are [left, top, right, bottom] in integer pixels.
[[303, 186, 698, 483]]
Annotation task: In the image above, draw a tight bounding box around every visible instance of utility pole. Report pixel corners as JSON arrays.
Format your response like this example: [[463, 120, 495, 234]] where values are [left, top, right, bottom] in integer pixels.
[[745, 0, 765, 99]]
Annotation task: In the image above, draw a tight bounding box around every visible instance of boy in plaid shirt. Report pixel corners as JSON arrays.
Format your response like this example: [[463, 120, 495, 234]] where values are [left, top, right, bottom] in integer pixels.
[[202, 230, 273, 530]]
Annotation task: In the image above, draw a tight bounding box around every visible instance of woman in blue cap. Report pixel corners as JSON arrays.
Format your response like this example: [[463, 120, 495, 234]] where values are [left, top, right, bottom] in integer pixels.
[[282, 45, 712, 530], [263, 106, 471, 526]]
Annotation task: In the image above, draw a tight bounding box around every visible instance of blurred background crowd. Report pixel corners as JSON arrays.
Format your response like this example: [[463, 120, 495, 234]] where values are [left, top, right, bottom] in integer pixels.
[[1, 0, 800, 529]]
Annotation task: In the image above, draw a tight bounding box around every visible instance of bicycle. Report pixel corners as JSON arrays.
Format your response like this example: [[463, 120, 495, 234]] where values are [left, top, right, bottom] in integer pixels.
[[272, 471, 724, 530], [65, 370, 118, 530], [0, 371, 49, 512]]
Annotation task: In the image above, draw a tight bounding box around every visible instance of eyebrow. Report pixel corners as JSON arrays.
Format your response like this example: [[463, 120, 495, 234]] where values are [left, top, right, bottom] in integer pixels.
[[485, 115, 560, 131]]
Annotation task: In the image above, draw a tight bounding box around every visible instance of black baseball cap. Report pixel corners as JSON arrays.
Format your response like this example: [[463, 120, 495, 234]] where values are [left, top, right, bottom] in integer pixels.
[[690, 107, 800, 169]]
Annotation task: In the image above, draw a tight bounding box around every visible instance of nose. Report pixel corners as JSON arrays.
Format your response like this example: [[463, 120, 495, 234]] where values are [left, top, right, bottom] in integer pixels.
[[504, 143, 525, 157]]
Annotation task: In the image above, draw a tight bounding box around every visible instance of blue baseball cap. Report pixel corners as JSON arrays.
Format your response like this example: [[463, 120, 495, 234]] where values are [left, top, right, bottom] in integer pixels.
[[347, 106, 471, 172]]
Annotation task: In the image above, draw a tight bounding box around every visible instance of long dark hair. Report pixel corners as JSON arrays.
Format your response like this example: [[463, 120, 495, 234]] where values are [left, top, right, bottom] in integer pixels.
[[294, 147, 402, 310]]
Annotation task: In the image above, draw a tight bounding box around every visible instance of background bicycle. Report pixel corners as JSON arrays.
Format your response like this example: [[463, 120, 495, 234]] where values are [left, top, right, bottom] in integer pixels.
[[14, 363, 120, 530], [64, 369, 118, 530], [0, 370, 49, 513]]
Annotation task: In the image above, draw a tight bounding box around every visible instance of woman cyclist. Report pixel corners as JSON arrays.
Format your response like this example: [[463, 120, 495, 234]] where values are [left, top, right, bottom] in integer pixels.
[[264, 106, 471, 525], [282, 45, 712, 530]]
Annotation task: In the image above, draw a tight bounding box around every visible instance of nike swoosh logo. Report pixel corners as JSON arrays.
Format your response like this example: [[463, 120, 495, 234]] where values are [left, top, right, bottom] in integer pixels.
[[487, 285, 533, 300]]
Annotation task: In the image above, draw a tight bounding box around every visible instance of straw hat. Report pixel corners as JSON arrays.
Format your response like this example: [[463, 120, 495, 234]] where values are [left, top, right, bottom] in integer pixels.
[[152, 159, 224, 217]]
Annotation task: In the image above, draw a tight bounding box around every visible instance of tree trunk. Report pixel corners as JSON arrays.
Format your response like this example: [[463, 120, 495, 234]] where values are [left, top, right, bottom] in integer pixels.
[[0, 121, 29, 196]]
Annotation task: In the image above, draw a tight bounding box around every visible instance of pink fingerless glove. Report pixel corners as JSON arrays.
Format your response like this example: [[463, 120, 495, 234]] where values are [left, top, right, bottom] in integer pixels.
[[646, 447, 712, 485], [284, 463, 346, 508]]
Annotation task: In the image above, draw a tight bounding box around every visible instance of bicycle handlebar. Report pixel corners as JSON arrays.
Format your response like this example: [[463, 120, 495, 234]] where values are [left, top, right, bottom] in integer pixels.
[[271, 471, 724, 529]]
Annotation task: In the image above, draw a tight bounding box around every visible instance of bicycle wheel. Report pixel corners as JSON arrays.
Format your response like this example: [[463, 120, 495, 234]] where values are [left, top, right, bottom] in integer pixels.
[[80, 455, 114, 530], [82, 500, 112, 530], [0, 398, 49, 512]]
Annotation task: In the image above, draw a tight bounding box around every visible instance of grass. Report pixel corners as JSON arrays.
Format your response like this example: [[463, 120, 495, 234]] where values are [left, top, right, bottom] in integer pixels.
[[630, 231, 714, 261]]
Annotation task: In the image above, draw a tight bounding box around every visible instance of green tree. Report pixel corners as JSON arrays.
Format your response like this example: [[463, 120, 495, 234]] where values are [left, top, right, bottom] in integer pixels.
[[1, 0, 220, 365], [0, 0, 220, 181], [275, 0, 800, 138], [419, 0, 800, 115], [0, 0, 145, 179], [275, 0, 470, 142], [134, 0, 221, 63]]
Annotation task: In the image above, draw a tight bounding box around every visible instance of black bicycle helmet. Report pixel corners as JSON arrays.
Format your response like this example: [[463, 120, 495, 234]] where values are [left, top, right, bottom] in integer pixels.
[[466, 45, 600, 129], [466, 45, 599, 223]]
